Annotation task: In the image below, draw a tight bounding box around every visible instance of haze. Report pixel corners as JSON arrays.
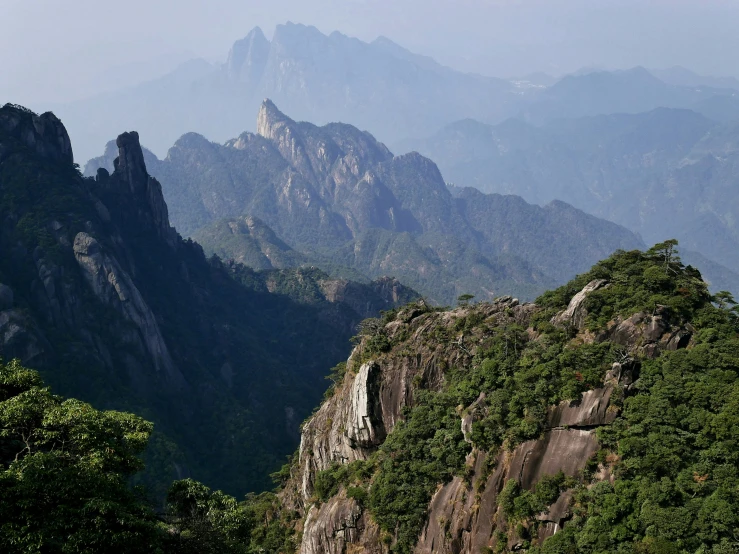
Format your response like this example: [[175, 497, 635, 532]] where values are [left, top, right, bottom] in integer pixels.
[[3, 0, 739, 106]]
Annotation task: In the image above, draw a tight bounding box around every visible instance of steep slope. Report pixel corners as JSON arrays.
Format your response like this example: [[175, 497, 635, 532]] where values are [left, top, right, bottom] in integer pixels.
[[5, 243, 737, 553], [86, 100, 645, 304], [0, 103, 415, 497], [259, 243, 739, 553], [405, 108, 739, 288]]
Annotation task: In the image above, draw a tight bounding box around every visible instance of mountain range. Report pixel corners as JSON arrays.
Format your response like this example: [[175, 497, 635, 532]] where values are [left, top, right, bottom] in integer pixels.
[[85, 100, 645, 304], [45, 24, 739, 164], [402, 107, 739, 293], [0, 102, 416, 498]]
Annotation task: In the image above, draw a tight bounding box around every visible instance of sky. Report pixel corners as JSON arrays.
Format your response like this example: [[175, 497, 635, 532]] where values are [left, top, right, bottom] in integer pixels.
[[2, 0, 739, 105]]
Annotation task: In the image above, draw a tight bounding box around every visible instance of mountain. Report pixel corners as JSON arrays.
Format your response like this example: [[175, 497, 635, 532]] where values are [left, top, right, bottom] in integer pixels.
[[268, 245, 739, 553], [54, 23, 519, 163], [81, 243, 731, 554], [650, 65, 739, 91], [86, 100, 645, 304], [0, 103, 416, 498], [516, 67, 737, 124], [6, 243, 738, 553], [48, 22, 739, 165], [403, 108, 739, 291]]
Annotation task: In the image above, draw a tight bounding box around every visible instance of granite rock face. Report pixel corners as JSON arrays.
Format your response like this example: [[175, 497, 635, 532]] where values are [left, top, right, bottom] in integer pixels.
[[301, 492, 384, 554], [552, 278, 608, 328], [286, 281, 697, 553], [72, 232, 184, 387]]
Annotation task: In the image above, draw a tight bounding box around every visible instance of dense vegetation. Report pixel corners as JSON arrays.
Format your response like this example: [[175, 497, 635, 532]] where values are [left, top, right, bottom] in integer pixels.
[[2, 242, 738, 552], [308, 242, 739, 553], [0, 360, 297, 553]]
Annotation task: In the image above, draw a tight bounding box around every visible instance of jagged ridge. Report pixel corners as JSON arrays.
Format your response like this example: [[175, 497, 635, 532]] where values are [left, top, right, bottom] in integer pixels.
[[0, 103, 416, 497], [86, 100, 645, 304]]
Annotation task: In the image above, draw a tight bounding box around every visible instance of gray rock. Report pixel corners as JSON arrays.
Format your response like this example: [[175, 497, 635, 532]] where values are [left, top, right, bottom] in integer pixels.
[[73, 231, 186, 388], [345, 361, 385, 449], [547, 386, 615, 428], [552, 279, 608, 329]]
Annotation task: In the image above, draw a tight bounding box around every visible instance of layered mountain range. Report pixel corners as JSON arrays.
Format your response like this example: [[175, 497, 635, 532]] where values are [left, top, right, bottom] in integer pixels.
[[86, 100, 645, 304], [50, 24, 739, 163], [0, 103, 415, 497], [403, 107, 739, 293], [53, 23, 518, 162]]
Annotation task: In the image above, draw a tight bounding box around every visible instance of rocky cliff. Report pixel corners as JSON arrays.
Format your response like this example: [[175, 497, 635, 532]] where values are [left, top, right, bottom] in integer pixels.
[[261, 243, 734, 553], [0, 103, 415, 497]]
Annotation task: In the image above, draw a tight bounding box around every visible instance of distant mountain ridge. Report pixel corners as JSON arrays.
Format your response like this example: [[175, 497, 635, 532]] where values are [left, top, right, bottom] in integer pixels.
[[401, 107, 739, 293], [87, 100, 645, 304], [52, 23, 739, 164], [58, 23, 518, 163]]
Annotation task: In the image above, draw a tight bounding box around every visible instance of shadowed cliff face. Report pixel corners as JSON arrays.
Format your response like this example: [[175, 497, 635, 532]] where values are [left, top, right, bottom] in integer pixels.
[[0, 104, 73, 165], [277, 274, 699, 553], [0, 103, 416, 497]]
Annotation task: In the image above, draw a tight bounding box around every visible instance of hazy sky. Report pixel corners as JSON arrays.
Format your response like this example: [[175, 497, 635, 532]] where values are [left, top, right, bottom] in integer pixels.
[[3, 0, 739, 105]]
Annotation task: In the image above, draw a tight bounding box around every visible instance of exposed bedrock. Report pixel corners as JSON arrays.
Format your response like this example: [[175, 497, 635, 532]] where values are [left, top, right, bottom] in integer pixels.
[[291, 280, 695, 553]]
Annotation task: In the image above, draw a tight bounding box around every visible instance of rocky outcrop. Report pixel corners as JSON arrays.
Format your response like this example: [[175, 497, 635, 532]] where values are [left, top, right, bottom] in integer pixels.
[[110, 131, 178, 246], [318, 276, 412, 320], [547, 386, 616, 428], [552, 279, 608, 328], [345, 361, 385, 449], [257, 99, 317, 182], [0, 104, 73, 164], [414, 385, 618, 554], [72, 232, 185, 388], [292, 298, 538, 551], [290, 282, 698, 553], [301, 492, 385, 554], [598, 309, 695, 358]]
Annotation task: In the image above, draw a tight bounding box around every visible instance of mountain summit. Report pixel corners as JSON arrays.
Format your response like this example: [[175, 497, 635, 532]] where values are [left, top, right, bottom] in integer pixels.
[[88, 100, 645, 304]]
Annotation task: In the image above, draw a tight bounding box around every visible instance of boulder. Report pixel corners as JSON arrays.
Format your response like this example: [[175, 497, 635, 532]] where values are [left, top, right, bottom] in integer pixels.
[[552, 279, 608, 329]]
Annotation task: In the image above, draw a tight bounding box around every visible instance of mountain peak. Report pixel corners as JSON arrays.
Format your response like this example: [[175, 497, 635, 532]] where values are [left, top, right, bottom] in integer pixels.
[[0, 104, 73, 165], [114, 131, 148, 194], [110, 130, 177, 246], [256, 99, 293, 140], [226, 26, 270, 84]]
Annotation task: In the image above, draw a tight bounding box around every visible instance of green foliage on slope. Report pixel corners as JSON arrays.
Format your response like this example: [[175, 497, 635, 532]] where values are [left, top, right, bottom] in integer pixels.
[[310, 242, 739, 553], [0, 360, 299, 554], [0, 360, 161, 553], [3, 240, 738, 554]]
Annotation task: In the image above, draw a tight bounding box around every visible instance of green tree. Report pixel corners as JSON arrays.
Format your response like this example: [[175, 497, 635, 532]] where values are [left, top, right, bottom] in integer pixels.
[[457, 293, 475, 307], [0, 359, 162, 553], [713, 290, 737, 309]]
